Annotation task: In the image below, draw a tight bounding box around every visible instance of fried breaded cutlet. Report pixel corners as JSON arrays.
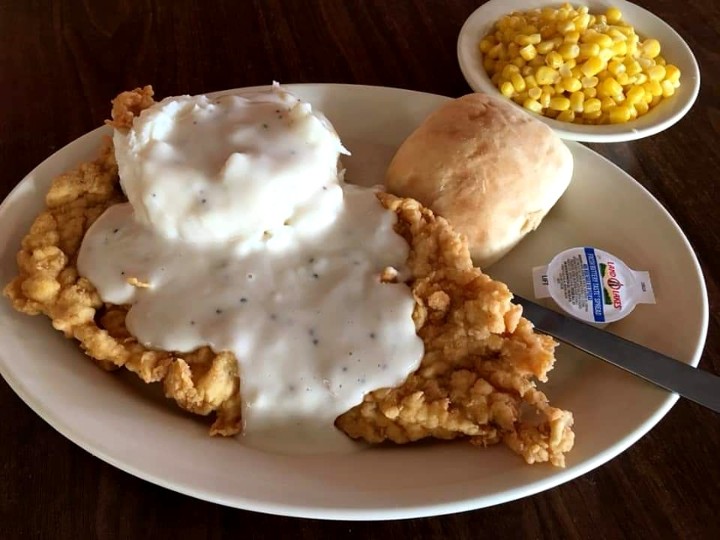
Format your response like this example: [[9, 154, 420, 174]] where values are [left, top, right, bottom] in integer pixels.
[[3, 87, 574, 466]]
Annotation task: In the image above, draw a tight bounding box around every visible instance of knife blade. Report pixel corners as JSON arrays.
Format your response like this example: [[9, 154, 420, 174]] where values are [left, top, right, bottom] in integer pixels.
[[514, 295, 719, 413]]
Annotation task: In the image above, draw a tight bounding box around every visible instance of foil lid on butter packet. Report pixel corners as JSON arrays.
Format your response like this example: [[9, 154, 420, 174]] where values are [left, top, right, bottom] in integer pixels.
[[533, 247, 655, 324]]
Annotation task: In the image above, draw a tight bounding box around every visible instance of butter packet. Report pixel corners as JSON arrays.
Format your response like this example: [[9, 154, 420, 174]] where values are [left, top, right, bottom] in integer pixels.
[[532, 247, 655, 324]]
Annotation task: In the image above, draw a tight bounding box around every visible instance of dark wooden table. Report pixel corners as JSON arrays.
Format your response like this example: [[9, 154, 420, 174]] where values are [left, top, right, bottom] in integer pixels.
[[1, 1, 718, 538]]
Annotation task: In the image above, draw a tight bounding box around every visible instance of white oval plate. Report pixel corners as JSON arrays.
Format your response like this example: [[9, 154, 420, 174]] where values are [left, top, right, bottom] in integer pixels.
[[457, 0, 701, 142], [0, 84, 708, 520]]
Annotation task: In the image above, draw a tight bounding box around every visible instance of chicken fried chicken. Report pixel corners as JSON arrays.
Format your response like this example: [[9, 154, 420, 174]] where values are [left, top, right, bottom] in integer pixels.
[[3, 87, 574, 466]]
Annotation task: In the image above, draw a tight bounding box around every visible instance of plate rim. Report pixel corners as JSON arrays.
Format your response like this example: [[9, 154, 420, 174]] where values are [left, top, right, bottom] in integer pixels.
[[0, 82, 709, 520]]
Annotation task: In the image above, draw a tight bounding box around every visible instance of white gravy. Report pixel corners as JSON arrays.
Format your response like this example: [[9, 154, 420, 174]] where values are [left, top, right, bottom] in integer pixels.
[[78, 87, 424, 453]]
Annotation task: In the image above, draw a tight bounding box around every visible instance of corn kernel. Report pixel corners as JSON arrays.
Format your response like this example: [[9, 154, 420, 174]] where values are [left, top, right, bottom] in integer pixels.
[[584, 98, 602, 113], [546, 51, 564, 69], [581, 56, 605, 76], [607, 60, 624, 76], [564, 31, 580, 43], [647, 65, 666, 82], [598, 77, 623, 97], [641, 38, 661, 58], [584, 109, 602, 120], [661, 79, 675, 97], [650, 94, 662, 107], [539, 92, 552, 108], [541, 84, 556, 96], [646, 80, 663, 97], [635, 73, 648, 85], [549, 96, 571, 111], [575, 13, 591, 31], [625, 86, 645, 105], [580, 29, 596, 43], [609, 105, 632, 123], [511, 56, 526, 68], [561, 76, 582, 93], [536, 66, 559, 85], [511, 73, 527, 92], [478, 38, 495, 54], [557, 42, 580, 60], [570, 91, 585, 111], [584, 87, 598, 98], [578, 42, 600, 58], [635, 100, 649, 115], [519, 43, 537, 61], [528, 87, 542, 100], [581, 75, 599, 88], [608, 28, 627, 41], [598, 48, 615, 63], [540, 7, 555, 19], [638, 57, 655, 71], [501, 64, 519, 78], [611, 40, 627, 56], [627, 38, 639, 56], [483, 57, 495, 72], [606, 7, 622, 24], [488, 43, 504, 59], [643, 88, 654, 103], [591, 33, 613, 48], [514, 34, 532, 46], [537, 40, 555, 54], [665, 65, 681, 84], [624, 60, 642, 76], [556, 109, 576, 122], [613, 25, 634, 37], [500, 81, 515, 97], [600, 96, 616, 110], [655, 55, 667, 66], [524, 74, 539, 88], [523, 98, 543, 113]]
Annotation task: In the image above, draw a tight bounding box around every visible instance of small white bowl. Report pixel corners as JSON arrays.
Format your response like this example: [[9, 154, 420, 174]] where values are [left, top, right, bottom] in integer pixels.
[[457, 0, 700, 142]]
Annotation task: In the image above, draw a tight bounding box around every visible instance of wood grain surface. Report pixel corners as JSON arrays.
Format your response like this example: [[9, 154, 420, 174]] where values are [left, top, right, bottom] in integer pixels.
[[1, 1, 718, 538]]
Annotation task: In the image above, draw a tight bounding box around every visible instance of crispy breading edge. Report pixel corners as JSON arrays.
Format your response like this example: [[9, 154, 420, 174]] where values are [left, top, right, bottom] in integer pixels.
[[337, 194, 574, 467], [3, 87, 574, 466], [4, 87, 242, 435]]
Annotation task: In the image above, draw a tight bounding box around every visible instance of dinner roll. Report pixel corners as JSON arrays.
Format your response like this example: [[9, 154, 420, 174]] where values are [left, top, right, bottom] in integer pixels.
[[385, 93, 573, 268]]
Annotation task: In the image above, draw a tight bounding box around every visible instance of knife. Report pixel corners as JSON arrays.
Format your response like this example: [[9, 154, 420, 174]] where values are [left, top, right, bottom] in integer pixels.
[[514, 295, 720, 413]]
